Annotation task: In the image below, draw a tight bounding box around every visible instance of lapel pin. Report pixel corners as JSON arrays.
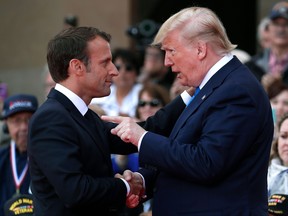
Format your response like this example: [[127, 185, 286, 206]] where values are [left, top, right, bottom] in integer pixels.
[[202, 95, 206, 100]]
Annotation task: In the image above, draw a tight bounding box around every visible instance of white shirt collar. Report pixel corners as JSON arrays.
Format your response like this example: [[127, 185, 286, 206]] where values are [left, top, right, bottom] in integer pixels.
[[54, 83, 88, 116], [199, 53, 233, 89]]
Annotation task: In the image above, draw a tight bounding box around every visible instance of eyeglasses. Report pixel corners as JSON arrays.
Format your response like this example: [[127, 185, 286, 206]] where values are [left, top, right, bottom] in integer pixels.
[[138, 99, 161, 107], [115, 64, 134, 72]]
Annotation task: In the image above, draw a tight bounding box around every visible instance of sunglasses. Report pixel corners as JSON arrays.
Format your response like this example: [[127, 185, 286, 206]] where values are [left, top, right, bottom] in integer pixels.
[[138, 99, 161, 107], [115, 64, 134, 72]]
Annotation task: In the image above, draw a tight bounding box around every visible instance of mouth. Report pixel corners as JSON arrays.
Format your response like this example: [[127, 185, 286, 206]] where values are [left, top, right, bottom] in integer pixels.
[[106, 80, 113, 86]]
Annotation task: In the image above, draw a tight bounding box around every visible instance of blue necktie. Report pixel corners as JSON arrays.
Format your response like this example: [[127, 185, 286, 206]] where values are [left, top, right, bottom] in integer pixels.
[[170, 86, 201, 138], [187, 87, 200, 106]]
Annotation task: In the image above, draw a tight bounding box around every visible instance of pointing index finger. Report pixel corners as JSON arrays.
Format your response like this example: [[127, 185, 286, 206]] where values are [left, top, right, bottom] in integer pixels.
[[101, 115, 124, 123]]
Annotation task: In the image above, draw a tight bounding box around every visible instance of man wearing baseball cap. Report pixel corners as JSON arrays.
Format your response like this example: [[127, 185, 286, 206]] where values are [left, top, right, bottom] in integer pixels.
[[245, 1, 288, 85], [0, 94, 38, 216]]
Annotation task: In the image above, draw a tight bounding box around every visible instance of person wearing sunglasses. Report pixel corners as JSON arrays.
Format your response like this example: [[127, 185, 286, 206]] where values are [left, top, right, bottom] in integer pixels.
[[111, 82, 170, 216], [136, 83, 170, 216], [136, 83, 170, 122], [90, 48, 142, 118]]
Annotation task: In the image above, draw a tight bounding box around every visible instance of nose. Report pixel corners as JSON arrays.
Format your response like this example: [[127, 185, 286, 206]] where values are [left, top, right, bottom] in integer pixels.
[[112, 64, 120, 76], [19, 119, 30, 131], [164, 53, 173, 67]]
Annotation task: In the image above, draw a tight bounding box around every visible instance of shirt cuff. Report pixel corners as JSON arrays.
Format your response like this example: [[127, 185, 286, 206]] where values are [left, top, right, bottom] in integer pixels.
[[138, 131, 148, 151], [120, 178, 130, 196], [119, 173, 146, 197], [135, 172, 146, 189]]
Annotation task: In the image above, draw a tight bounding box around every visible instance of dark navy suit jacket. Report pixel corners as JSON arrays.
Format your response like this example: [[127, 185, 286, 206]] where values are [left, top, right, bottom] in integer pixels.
[[27, 89, 185, 216], [139, 56, 274, 216]]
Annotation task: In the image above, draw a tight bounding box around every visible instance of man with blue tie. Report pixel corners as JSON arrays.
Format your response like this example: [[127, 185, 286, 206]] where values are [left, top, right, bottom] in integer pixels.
[[102, 6, 274, 216]]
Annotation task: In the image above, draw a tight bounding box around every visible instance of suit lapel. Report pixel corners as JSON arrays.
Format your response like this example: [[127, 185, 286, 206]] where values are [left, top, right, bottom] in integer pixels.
[[170, 87, 212, 138], [48, 89, 110, 160]]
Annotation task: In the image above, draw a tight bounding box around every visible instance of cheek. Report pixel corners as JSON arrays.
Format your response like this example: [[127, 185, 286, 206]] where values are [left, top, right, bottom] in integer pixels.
[[152, 107, 161, 113], [283, 104, 288, 112], [278, 141, 288, 154], [7, 127, 18, 140], [279, 151, 288, 163]]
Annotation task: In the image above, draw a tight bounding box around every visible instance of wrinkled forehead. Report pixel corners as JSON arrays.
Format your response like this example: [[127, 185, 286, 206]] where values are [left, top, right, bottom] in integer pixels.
[[161, 30, 187, 49]]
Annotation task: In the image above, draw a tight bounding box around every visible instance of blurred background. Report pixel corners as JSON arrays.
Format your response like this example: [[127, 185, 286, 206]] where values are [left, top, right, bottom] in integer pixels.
[[0, 0, 276, 104]]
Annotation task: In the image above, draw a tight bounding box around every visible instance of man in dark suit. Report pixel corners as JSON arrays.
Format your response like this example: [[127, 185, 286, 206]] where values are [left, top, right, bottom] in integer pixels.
[[28, 27, 189, 216], [102, 6, 274, 216]]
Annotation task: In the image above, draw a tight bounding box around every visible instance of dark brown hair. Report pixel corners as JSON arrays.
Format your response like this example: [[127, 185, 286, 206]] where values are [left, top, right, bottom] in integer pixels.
[[266, 78, 288, 100], [47, 27, 111, 83]]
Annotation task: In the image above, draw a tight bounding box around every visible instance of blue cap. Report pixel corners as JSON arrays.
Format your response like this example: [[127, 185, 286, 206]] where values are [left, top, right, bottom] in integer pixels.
[[1, 94, 38, 119], [270, 2, 288, 20]]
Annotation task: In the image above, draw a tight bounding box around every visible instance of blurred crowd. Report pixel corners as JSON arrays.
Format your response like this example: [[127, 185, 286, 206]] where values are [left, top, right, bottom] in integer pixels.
[[3, 2, 288, 215]]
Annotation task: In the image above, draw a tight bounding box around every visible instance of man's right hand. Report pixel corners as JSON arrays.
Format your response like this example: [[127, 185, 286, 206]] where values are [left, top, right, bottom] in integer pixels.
[[115, 170, 145, 208]]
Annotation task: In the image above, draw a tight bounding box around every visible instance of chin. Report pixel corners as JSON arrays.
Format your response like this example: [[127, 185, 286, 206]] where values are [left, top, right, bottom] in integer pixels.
[[104, 89, 111, 96]]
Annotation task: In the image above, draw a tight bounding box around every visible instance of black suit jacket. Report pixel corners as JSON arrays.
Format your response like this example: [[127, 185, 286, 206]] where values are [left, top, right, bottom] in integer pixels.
[[28, 89, 185, 216]]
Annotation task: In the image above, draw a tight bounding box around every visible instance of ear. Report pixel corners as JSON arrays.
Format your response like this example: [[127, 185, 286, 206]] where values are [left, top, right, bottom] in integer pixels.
[[69, 59, 85, 76], [196, 41, 207, 60]]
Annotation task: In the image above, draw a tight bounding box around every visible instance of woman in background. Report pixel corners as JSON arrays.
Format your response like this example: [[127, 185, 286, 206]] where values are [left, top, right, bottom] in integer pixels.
[[112, 82, 170, 174], [90, 48, 142, 117], [114, 82, 170, 216], [268, 113, 288, 198], [264, 77, 288, 140]]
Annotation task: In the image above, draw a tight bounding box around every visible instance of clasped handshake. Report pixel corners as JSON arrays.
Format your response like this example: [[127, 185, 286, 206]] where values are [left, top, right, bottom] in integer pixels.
[[115, 170, 146, 208]]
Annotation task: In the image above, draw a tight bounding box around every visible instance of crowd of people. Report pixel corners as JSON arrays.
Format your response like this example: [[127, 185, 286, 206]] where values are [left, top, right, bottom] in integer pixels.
[[2, 2, 288, 216]]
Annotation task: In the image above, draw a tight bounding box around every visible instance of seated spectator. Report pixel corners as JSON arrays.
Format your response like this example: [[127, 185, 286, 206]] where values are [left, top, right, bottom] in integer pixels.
[[112, 82, 170, 175], [268, 113, 288, 197], [0, 94, 38, 216], [112, 83, 171, 216], [245, 1, 288, 85], [135, 82, 170, 121], [265, 78, 288, 139], [90, 48, 142, 117]]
